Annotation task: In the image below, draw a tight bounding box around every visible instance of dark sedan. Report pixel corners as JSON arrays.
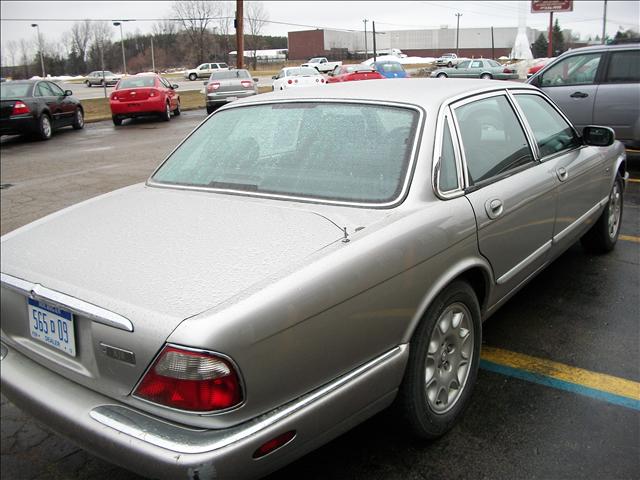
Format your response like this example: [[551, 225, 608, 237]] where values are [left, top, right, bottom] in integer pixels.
[[0, 80, 84, 140]]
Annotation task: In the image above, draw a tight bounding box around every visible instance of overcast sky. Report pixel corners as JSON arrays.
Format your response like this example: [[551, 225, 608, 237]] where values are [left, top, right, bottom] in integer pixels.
[[1, 0, 638, 53]]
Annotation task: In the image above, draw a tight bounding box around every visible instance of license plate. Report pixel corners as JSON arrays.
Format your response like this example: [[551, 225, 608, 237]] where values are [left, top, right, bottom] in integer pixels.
[[226, 96, 238, 102], [28, 298, 76, 357], [127, 103, 141, 108]]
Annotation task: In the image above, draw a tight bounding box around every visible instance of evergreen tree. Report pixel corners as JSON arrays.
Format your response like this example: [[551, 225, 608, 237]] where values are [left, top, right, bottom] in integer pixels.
[[531, 33, 548, 58], [552, 19, 565, 55]]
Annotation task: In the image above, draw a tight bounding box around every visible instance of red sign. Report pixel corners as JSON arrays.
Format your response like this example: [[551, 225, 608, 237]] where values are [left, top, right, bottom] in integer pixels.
[[531, 0, 573, 13]]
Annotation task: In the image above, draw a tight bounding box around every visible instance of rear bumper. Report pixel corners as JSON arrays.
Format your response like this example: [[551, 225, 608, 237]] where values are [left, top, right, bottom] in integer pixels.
[[0, 340, 407, 480], [110, 98, 165, 117], [0, 115, 38, 135]]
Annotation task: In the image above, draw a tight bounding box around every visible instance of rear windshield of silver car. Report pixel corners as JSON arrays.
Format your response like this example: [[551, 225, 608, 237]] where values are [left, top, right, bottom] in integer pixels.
[[151, 102, 419, 204], [210, 70, 251, 80]]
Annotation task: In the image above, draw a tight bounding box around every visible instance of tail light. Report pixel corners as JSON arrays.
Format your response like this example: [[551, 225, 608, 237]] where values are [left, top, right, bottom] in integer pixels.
[[11, 102, 30, 115], [287, 79, 293, 84], [320, 78, 325, 83], [207, 82, 221, 93], [111, 93, 119, 101], [240, 80, 253, 88], [149, 89, 158, 97], [134, 345, 243, 412], [503, 68, 513, 74]]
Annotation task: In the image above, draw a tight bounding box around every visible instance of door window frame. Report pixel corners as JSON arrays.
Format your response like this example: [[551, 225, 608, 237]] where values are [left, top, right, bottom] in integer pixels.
[[432, 105, 464, 199], [539, 52, 607, 87]]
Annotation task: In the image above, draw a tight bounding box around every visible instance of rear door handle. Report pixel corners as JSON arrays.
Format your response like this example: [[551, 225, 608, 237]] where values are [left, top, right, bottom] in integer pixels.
[[570, 91, 589, 98], [485, 198, 504, 219], [556, 167, 569, 182]]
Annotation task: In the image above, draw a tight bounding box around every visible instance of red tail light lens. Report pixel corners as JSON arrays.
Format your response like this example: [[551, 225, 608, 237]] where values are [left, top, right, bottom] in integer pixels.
[[240, 80, 253, 88], [11, 101, 30, 115], [287, 79, 292, 84], [503, 68, 513, 74], [149, 89, 158, 97], [207, 82, 221, 93], [134, 345, 243, 412], [320, 78, 325, 83], [253, 431, 296, 458], [111, 93, 119, 101]]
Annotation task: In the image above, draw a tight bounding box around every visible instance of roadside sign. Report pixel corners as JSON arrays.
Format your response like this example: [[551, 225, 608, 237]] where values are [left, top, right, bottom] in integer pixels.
[[531, 0, 573, 13]]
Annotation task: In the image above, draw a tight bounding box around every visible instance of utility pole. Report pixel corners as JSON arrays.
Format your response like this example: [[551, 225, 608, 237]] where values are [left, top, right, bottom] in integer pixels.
[[491, 26, 495, 59], [30, 24, 46, 78], [547, 12, 553, 57], [235, 0, 244, 69], [372, 21, 377, 61], [363, 19, 368, 60], [455, 13, 462, 56], [113, 21, 127, 75], [602, 0, 608, 44], [100, 41, 107, 99], [150, 36, 156, 72]]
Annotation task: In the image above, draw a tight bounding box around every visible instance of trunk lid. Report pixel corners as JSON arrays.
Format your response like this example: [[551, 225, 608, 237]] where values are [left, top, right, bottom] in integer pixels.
[[113, 88, 152, 101], [1, 183, 366, 397]]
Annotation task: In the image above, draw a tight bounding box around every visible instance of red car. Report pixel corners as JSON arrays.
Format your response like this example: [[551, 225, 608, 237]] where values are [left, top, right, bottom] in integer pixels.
[[109, 73, 180, 126], [326, 64, 385, 83], [527, 58, 555, 78]]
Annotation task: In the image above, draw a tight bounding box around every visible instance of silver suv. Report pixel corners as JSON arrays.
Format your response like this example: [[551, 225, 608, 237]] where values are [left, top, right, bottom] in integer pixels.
[[528, 43, 640, 148], [204, 69, 258, 114]]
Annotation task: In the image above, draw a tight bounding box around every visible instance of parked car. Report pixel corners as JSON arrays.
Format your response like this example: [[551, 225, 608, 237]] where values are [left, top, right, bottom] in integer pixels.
[[184, 63, 229, 81], [204, 69, 258, 114], [271, 67, 325, 90], [85, 71, 121, 87], [327, 64, 385, 83], [373, 60, 409, 78], [527, 43, 640, 148], [109, 73, 180, 126], [0, 79, 627, 480], [300, 57, 342, 73], [0, 79, 84, 140], [431, 59, 518, 80], [435, 53, 465, 67], [526, 58, 555, 78]]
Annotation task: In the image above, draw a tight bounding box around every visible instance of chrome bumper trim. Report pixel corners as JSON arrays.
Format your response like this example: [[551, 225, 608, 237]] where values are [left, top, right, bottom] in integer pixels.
[[90, 345, 407, 454], [0, 272, 134, 332]]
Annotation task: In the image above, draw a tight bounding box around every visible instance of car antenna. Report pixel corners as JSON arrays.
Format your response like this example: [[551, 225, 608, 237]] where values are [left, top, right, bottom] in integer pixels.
[[311, 212, 350, 243]]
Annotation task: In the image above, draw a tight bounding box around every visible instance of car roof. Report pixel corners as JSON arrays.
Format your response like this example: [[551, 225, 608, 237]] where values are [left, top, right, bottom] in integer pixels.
[[558, 42, 639, 55], [2, 80, 38, 84], [236, 78, 538, 108]]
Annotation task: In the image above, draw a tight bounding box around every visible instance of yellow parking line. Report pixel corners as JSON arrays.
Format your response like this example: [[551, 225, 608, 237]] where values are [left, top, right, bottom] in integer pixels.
[[481, 346, 640, 402], [626, 148, 640, 153], [628, 178, 640, 184], [620, 235, 640, 243]]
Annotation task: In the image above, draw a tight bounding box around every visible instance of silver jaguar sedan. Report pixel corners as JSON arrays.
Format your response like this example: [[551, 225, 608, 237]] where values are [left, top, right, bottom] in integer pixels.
[[0, 79, 627, 480]]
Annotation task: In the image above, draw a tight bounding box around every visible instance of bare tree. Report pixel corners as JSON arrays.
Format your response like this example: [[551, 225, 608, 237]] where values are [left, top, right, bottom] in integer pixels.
[[18, 39, 33, 78], [245, 1, 268, 69], [216, 2, 234, 63], [5, 40, 19, 68], [172, 0, 219, 64], [70, 20, 92, 62], [152, 18, 178, 38]]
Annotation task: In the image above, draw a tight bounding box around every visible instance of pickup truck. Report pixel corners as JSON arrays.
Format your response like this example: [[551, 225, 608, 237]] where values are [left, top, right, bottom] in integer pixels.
[[435, 53, 464, 67], [300, 57, 343, 73]]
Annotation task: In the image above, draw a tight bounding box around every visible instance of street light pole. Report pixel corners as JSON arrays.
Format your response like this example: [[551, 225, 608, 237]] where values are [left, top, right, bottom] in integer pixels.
[[113, 21, 127, 75], [455, 13, 462, 56], [601, 0, 608, 44], [363, 19, 368, 60], [150, 36, 156, 72], [30, 23, 46, 78]]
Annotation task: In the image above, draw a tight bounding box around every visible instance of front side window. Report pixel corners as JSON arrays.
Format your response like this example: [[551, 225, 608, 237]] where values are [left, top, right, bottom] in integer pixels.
[[457, 61, 471, 69], [47, 82, 64, 96], [604, 50, 640, 83], [152, 102, 419, 204], [36, 82, 54, 96], [541, 53, 602, 86], [514, 94, 580, 158], [455, 95, 534, 185], [470, 61, 482, 68]]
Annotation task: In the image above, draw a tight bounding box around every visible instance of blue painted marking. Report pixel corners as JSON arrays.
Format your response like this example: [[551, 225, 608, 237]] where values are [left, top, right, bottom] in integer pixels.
[[480, 360, 640, 411], [28, 297, 72, 320]]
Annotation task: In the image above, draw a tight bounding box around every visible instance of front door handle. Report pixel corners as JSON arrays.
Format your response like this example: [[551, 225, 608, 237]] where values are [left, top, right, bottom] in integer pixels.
[[570, 91, 589, 98], [485, 198, 504, 219], [556, 167, 569, 182]]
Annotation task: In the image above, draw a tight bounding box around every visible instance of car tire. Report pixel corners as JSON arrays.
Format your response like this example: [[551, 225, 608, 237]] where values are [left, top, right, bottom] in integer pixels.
[[397, 280, 481, 439], [112, 115, 123, 126], [72, 108, 85, 130], [161, 102, 171, 122], [173, 100, 181, 116], [85, 80, 91, 87], [580, 174, 623, 254], [480, 73, 492, 80], [37, 113, 53, 140], [437, 73, 447, 78], [447, 62, 453, 67], [189, 73, 197, 81]]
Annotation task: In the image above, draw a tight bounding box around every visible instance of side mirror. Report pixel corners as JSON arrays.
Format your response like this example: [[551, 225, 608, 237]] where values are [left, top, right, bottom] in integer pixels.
[[253, 77, 259, 82], [272, 75, 277, 80], [582, 126, 615, 147], [64, 90, 73, 96], [528, 74, 541, 87], [172, 84, 179, 89], [203, 80, 208, 85]]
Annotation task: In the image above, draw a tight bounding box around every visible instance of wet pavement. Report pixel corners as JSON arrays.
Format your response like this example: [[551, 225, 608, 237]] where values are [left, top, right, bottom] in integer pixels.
[[1, 114, 638, 479]]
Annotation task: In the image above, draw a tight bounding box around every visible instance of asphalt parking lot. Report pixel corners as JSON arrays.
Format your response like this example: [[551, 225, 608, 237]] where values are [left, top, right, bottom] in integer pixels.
[[1, 114, 638, 480]]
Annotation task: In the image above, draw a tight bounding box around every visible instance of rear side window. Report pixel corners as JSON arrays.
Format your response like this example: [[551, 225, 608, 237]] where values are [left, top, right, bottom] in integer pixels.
[[438, 121, 459, 192], [211, 70, 250, 80], [605, 50, 640, 83], [455, 95, 534, 185], [514, 94, 581, 158], [541, 53, 602, 86]]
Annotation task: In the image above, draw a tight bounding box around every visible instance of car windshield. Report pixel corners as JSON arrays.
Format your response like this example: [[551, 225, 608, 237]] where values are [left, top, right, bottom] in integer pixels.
[[0, 83, 32, 98], [377, 62, 404, 72], [309, 58, 323, 63], [118, 76, 156, 88], [210, 70, 250, 80], [102, 71, 115, 76], [151, 102, 419, 204], [286, 67, 318, 77]]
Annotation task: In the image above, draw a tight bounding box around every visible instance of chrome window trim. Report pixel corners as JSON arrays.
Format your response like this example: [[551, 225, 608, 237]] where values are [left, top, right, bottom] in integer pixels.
[[0, 272, 134, 332], [552, 196, 609, 244], [91, 345, 407, 454], [507, 89, 583, 162], [432, 105, 465, 199], [146, 99, 426, 209]]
